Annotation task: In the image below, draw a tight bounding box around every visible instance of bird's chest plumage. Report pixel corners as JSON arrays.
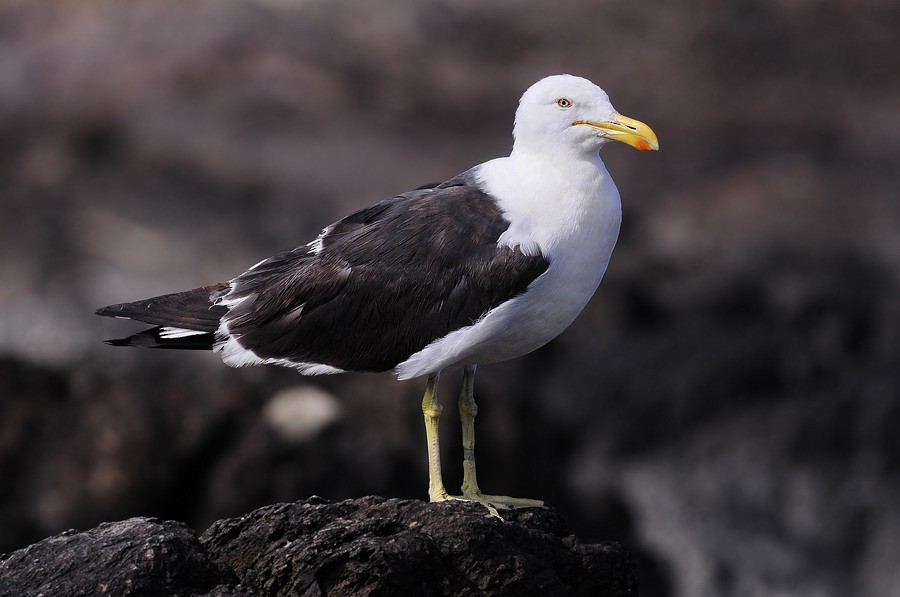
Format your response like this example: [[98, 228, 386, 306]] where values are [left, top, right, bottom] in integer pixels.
[[393, 155, 623, 378], [463, 157, 622, 363]]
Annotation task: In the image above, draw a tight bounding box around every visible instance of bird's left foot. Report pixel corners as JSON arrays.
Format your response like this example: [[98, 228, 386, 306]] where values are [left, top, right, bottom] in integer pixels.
[[431, 490, 544, 519]]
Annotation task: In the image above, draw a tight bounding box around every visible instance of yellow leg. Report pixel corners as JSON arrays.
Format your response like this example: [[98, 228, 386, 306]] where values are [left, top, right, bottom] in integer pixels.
[[458, 365, 482, 497], [457, 365, 544, 514], [422, 371, 451, 502], [422, 367, 544, 517]]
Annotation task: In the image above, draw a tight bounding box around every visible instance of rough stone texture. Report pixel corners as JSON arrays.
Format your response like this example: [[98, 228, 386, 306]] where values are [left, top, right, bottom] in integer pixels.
[[0, 517, 241, 597], [202, 497, 636, 597], [0, 498, 636, 597]]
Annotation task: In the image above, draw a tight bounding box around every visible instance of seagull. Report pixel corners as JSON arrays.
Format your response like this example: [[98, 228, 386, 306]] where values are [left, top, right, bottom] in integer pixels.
[[96, 74, 658, 515]]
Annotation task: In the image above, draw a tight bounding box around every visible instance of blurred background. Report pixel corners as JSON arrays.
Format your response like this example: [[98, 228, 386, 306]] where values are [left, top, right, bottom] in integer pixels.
[[1, 0, 898, 595]]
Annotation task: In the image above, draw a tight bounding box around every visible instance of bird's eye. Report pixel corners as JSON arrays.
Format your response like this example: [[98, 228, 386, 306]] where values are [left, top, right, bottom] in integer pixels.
[[556, 97, 573, 109]]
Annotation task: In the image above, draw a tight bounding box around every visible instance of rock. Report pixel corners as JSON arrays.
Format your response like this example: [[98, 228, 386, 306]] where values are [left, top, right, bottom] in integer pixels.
[[0, 497, 637, 597], [202, 496, 637, 596], [0, 517, 241, 596]]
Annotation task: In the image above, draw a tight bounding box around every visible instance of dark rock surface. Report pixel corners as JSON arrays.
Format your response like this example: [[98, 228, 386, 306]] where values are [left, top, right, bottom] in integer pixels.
[[203, 496, 637, 596], [0, 517, 241, 597], [0, 497, 637, 597]]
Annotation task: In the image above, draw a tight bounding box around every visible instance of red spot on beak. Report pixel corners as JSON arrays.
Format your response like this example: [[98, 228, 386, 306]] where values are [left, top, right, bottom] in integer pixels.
[[634, 139, 651, 151]]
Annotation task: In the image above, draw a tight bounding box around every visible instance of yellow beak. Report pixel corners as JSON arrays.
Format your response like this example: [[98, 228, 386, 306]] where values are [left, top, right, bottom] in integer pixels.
[[574, 112, 659, 151]]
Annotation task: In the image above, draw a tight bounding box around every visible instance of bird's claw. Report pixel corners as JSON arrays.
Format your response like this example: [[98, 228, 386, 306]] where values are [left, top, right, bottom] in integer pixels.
[[431, 491, 544, 519]]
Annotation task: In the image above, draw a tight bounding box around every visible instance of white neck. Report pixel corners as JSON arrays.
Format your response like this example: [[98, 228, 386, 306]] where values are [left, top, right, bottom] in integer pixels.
[[476, 149, 621, 259]]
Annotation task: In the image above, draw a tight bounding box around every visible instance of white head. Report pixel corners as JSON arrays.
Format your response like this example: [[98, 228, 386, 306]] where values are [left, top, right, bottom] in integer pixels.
[[512, 74, 658, 158]]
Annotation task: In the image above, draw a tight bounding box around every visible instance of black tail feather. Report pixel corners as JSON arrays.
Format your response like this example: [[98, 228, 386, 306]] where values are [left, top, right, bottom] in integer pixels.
[[96, 283, 229, 330], [97, 283, 229, 351], [104, 326, 216, 350]]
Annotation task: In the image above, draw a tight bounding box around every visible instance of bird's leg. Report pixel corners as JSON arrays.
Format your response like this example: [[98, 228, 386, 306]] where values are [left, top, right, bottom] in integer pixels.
[[457, 365, 544, 513], [458, 364, 483, 497], [421, 367, 543, 516], [422, 371, 452, 502]]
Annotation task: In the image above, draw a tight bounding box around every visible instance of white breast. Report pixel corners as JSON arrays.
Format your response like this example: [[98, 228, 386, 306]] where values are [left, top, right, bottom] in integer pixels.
[[394, 153, 622, 380]]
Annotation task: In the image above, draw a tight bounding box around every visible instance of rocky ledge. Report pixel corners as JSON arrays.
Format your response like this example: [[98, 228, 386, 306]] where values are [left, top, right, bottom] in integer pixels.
[[0, 496, 638, 596]]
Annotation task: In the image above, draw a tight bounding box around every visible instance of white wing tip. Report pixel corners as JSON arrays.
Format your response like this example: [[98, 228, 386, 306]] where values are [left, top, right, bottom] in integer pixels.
[[159, 326, 208, 339]]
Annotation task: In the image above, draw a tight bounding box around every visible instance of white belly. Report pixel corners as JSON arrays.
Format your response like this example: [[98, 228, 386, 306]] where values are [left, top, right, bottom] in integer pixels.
[[460, 248, 614, 365], [394, 226, 618, 380]]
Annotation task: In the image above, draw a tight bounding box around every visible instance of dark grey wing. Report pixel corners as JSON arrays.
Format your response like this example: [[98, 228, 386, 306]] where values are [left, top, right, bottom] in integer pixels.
[[220, 182, 550, 372]]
